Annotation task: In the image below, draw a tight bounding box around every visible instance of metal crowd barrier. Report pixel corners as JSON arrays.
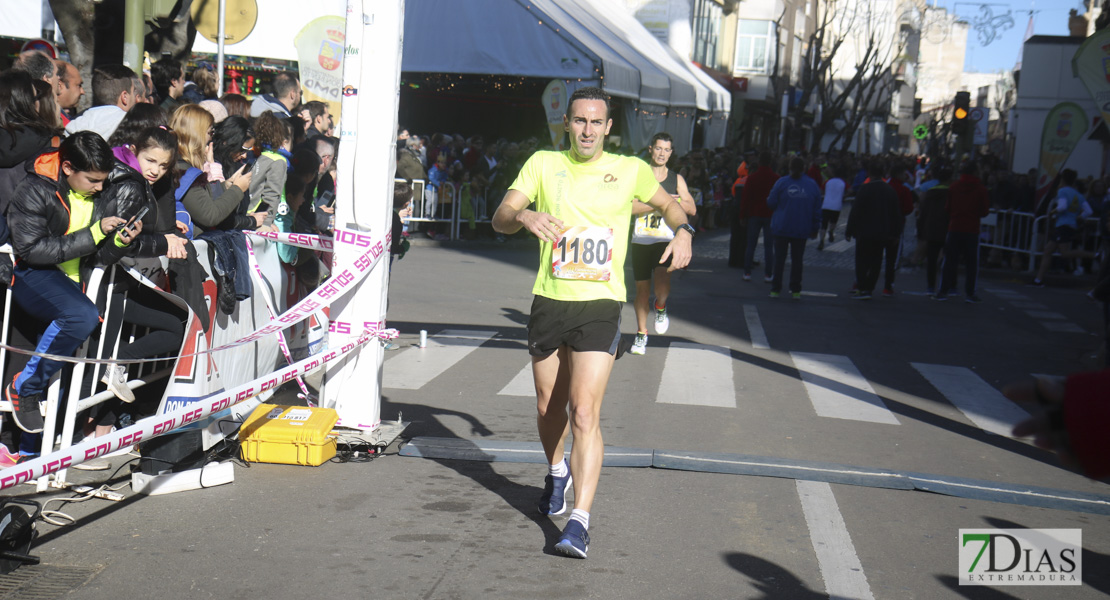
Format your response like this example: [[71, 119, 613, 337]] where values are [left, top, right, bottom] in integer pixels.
[[979, 210, 1102, 273], [396, 178, 495, 241], [0, 248, 172, 492], [404, 179, 456, 238], [979, 209, 1038, 272]]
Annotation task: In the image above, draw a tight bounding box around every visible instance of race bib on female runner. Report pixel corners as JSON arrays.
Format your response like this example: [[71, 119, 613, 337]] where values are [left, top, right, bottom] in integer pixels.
[[552, 225, 614, 281]]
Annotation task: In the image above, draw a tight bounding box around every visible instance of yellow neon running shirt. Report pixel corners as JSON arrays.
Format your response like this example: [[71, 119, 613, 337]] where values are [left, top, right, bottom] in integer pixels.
[[59, 190, 103, 282], [510, 150, 660, 302]]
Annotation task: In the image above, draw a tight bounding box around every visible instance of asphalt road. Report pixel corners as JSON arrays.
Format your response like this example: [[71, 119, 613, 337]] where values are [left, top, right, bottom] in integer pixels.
[[5, 227, 1110, 600]]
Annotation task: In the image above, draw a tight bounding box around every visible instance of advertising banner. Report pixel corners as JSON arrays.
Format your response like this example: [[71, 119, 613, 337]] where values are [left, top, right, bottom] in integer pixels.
[[1034, 102, 1088, 207], [543, 79, 568, 150], [295, 15, 348, 127], [1072, 29, 1110, 138]]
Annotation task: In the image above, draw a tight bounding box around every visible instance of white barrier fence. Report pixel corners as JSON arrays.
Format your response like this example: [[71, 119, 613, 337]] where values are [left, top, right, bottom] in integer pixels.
[[0, 227, 392, 491], [979, 210, 1103, 273], [401, 178, 493, 241]]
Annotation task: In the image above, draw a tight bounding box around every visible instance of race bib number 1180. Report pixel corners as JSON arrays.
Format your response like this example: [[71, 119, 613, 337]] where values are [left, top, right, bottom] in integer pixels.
[[552, 225, 613, 281]]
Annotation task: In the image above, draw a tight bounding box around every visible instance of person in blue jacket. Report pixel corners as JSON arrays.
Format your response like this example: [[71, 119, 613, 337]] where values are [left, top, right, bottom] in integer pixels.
[[766, 156, 823, 299]]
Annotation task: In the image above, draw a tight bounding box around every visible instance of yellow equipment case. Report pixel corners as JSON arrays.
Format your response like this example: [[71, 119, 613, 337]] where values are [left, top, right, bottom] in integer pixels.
[[239, 404, 338, 466]]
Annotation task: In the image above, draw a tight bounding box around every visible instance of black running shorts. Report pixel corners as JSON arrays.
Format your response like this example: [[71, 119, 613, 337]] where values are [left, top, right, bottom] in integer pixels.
[[527, 295, 622, 358], [630, 242, 672, 281], [1052, 225, 1077, 245]]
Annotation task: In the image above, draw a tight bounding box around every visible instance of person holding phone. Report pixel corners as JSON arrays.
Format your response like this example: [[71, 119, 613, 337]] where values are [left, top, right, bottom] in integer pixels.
[[168, 105, 262, 235], [91, 127, 191, 416], [4, 132, 140, 437]]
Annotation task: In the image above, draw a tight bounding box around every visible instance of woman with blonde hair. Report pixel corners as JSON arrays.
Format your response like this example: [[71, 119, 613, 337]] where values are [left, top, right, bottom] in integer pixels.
[[169, 104, 261, 234]]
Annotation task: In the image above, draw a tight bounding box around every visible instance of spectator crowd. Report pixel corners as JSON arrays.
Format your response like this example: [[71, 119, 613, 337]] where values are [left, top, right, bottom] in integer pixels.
[[0, 51, 339, 465]]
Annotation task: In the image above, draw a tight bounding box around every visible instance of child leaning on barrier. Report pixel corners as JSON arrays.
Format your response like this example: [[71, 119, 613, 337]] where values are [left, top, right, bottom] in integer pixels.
[[5, 131, 141, 436], [93, 127, 189, 417]]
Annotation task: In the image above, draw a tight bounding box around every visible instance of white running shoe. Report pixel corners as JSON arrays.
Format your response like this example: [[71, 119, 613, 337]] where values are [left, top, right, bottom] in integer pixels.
[[630, 333, 647, 355], [101, 364, 135, 403], [653, 306, 669, 334]]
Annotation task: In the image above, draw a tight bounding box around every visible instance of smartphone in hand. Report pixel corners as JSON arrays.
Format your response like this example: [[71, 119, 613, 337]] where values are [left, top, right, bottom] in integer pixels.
[[119, 205, 150, 232]]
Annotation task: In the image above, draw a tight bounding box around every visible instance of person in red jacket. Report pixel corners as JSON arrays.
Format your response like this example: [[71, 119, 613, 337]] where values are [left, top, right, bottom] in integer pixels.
[[740, 151, 778, 282], [1006, 372, 1110, 479], [935, 162, 990, 302]]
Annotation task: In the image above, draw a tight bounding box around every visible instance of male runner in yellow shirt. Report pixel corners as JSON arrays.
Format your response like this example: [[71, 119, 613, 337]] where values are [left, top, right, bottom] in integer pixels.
[[492, 87, 693, 558]]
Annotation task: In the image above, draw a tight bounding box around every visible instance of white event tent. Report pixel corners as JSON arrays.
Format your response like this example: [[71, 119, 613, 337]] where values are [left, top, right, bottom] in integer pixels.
[[402, 0, 729, 154]]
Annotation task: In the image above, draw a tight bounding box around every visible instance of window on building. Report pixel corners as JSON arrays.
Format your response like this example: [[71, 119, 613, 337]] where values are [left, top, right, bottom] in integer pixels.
[[692, 0, 723, 69], [791, 36, 804, 84], [735, 20, 774, 73]]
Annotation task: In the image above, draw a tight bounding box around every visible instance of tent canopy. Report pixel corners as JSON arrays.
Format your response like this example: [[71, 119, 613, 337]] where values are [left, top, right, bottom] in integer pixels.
[[403, 0, 727, 112], [402, 0, 731, 151]]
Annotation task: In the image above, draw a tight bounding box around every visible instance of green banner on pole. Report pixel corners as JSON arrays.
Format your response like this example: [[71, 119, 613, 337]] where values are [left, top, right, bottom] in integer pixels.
[[1035, 102, 1088, 205]]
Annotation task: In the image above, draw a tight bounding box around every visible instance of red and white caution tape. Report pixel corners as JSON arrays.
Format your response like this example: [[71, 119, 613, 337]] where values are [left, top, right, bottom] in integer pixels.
[[243, 230, 335, 252], [242, 236, 312, 397], [0, 227, 391, 365], [0, 326, 397, 490]]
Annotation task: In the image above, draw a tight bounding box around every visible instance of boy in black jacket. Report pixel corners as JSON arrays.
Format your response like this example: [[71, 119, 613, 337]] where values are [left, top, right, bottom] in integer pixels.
[[4, 132, 140, 434]]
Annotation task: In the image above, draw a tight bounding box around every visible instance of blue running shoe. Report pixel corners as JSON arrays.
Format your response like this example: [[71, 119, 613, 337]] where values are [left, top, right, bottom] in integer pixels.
[[554, 520, 589, 559], [538, 461, 572, 515]]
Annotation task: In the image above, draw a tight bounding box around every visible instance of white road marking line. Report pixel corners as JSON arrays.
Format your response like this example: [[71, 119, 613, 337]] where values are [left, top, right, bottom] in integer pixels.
[[743, 305, 770, 350], [498, 362, 535, 396], [657, 342, 735, 407], [383, 329, 495, 390], [1010, 301, 1049, 310], [790, 353, 900, 424], [796, 480, 875, 600], [1025, 310, 1067, 320], [800, 291, 837, 297], [984, 288, 1029, 300], [821, 240, 852, 253], [1042, 321, 1086, 333], [911, 363, 1031, 437]]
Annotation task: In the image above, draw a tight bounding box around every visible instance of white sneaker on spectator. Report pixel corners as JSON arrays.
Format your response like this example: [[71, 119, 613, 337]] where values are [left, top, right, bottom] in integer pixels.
[[72, 459, 111, 471], [101, 364, 135, 403]]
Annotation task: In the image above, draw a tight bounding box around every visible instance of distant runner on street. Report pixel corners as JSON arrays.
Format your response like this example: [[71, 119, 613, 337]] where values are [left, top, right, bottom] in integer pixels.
[[492, 86, 693, 559], [628, 132, 697, 355]]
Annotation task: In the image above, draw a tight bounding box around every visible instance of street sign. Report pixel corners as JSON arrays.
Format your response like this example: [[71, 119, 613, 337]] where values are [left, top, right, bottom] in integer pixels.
[[913, 124, 929, 140], [20, 39, 56, 58], [969, 107, 988, 145]]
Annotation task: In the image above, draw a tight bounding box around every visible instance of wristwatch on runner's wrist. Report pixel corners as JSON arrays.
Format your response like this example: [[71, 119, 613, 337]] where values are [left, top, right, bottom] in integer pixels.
[[677, 223, 696, 237]]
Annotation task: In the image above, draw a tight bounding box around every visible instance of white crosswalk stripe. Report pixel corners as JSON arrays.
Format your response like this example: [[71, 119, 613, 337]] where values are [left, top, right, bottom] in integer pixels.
[[791, 353, 900, 424], [499, 363, 535, 397], [387, 332, 1041, 439], [657, 342, 735, 407], [797, 480, 875, 600], [911, 363, 1031, 437], [743, 305, 770, 350], [383, 329, 495, 390]]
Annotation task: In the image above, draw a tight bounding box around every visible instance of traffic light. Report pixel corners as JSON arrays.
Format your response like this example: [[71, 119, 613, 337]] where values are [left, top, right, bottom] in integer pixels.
[[952, 91, 970, 136]]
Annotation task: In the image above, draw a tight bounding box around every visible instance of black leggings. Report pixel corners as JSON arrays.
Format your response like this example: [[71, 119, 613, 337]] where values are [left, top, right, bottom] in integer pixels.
[[94, 291, 184, 427]]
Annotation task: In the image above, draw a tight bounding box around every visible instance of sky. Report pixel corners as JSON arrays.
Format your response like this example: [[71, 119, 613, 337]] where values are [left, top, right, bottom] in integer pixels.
[[928, 0, 1083, 72]]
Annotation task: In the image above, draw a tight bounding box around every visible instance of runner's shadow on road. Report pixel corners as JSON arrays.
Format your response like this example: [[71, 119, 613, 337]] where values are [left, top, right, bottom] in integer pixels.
[[499, 308, 530, 326], [984, 516, 1109, 595], [723, 552, 826, 599], [382, 396, 564, 555], [935, 575, 1025, 599]]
